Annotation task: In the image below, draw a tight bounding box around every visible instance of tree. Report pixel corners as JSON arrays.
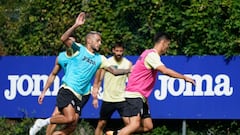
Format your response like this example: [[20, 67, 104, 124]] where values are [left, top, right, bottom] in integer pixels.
[[0, 0, 239, 56]]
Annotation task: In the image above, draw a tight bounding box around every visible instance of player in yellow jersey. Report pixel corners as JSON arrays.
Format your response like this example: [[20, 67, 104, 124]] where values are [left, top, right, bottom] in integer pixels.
[[95, 43, 132, 135]]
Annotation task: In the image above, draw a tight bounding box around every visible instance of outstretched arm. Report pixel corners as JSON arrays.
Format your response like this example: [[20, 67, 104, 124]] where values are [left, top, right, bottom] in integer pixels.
[[105, 66, 130, 75], [100, 55, 131, 76], [156, 65, 195, 85], [38, 57, 61, 104], [145, 52, 195, 85], [60, 12, 85, 47]]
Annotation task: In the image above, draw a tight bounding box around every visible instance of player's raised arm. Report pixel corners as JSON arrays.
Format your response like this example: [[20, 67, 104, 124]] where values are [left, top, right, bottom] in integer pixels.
[[61, 12, 85, 47]]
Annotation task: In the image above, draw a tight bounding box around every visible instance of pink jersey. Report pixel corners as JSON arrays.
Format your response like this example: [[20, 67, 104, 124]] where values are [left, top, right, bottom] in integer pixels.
[[126, 49, 158, 98]]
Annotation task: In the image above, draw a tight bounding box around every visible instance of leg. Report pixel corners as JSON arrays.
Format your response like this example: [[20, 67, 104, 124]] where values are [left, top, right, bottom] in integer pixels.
[[50, 104, 77, 124], [52, 122, 77, 135], [46, 124, 57, 135], [121, 116, 153, 134], [29, 88, 80, 135], [135, 101, 153, 133], [46, 107, 60, 135], [106, 117, 128, 135], [52, 113, 79, 135], [95, 120, 107, 135], [141, 117, 153, 132], [117, 115, 141, 135], [118, 101, 130, 126], [95, 101, 115, 135], [135, 117, 153, 133], [117, 98, 143, 135], [51, 88, 80, 124], [50, 89, 82, 135], [122, 117, 130, 126]]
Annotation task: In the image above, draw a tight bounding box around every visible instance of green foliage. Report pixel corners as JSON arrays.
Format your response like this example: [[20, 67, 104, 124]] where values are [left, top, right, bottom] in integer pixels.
[[136, 125, 178, 135], [72, 119, 95, 135], [186, 120, 240, 135], [0, 118, 95, 135], [0, 118, 33, 135], [0, 0, 240, 56], [1, 118, 240, 135]]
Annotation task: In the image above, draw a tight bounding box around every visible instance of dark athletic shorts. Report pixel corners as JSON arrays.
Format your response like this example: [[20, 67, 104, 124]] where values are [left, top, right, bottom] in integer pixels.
[[56, 87, 82, 114], [99, 101, 126, 120], [79, 94, 90, 116], [123, 98, 151, 118]]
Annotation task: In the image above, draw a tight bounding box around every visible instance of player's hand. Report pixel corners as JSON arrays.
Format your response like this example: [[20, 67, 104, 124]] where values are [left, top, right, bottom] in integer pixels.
[[185, 76, 195, 85], [92, 98, 98, 109], [38, 92, 45, 104], [75, 12, 85, 26]]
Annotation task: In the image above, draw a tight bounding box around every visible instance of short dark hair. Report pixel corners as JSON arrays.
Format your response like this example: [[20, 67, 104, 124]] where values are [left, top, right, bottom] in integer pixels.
[[154, 32, 171, 43], [112, 42, 124, 49]]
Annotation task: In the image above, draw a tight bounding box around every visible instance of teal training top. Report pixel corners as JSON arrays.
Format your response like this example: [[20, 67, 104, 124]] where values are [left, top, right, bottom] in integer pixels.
[[62, 42, 102, 95], [58, 51, 71, 73], [58, 43, 80, 73]]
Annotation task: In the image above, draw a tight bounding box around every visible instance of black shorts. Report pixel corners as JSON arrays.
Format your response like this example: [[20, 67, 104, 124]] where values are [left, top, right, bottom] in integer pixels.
[[123, 98, 151, 118], [56, 87, 82, 114], [81, 94, 90, 108], [78, 94, 90, 116], [99, 101, 126, 120]]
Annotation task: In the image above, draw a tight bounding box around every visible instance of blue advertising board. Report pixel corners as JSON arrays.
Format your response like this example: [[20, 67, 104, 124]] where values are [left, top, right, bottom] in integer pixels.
[[0, 56, 239, 119]]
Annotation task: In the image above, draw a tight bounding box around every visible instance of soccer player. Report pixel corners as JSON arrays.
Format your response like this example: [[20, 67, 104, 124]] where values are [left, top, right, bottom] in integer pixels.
[[29, 12, 130, 135], [37, 42, 101, 135], [37, 37, 80, 135], [106, 32, 195, 135], [95, 43, 132, 135]]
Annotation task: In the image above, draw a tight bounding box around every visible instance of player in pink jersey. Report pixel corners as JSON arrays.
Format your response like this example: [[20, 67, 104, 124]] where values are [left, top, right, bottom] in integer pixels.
[[106, 32, 195, 135]]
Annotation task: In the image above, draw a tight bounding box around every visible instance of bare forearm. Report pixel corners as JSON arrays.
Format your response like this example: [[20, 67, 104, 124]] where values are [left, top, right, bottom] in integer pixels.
[[106, 67, 130, 75], [42, 75, 56, 94], [92, 69, 103, 99], [158, 66, 195, 85], [60, 24, 78, 46], [113, 69, 130, 75], [164, 68, 186, 80], [92, 77, 101, 99], [92, 85, 99, 99]]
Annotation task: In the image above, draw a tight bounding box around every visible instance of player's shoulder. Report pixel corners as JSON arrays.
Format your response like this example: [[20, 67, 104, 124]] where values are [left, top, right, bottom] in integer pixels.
[[100, 55, 108, 60], [147, 51, 159, 58], [123, 57, 132, 63], [107, 56, 114, 60], [58, 51, 66, 56]]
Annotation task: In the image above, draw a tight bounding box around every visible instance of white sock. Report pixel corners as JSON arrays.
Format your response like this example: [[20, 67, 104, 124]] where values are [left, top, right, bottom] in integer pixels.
[[45, 118, 50, 125], [39, 118, 50, 127]]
